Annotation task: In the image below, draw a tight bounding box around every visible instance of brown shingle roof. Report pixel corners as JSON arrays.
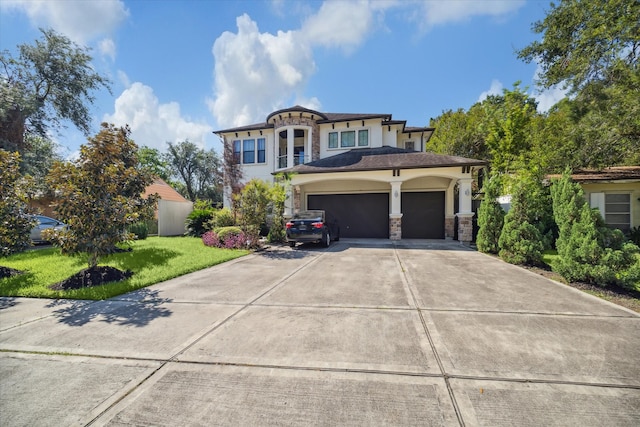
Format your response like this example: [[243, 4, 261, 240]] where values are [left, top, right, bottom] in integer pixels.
[[144, 178, 189, 202], [280, 146, 485, 174], [214, 106, 431, 134], [548, 166, 640, 183]]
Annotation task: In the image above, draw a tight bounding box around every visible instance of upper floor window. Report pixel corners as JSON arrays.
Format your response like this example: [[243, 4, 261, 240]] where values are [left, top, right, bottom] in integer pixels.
[[233, 138, 266, 164], [328, 129, 369, 149]]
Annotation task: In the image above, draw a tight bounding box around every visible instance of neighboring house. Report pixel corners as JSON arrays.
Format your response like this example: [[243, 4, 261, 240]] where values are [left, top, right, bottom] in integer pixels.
[[143, 178, 193, 236], [571, 166, 640, 233], [215, 105, 485, 242]]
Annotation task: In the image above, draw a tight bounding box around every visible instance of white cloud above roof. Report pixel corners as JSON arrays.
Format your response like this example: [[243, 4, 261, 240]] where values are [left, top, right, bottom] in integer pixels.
[[104, 82, 213, 150], [209, 14, 316, 129]]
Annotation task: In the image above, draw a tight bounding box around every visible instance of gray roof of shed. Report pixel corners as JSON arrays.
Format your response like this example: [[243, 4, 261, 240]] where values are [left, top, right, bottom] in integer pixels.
[[280, 146, 486, 174]]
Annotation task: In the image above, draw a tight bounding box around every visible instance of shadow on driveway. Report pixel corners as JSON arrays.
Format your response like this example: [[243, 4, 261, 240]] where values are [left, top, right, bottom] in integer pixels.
[[46, 289, 173, 328]]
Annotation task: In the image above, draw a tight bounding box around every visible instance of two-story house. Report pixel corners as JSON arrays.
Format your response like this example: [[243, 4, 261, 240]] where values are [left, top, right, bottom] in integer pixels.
[[214, 105, 485, 242]]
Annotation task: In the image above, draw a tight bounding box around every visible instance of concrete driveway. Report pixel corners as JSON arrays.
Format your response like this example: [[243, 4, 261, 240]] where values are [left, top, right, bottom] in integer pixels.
[[1, 240, 639, 426]]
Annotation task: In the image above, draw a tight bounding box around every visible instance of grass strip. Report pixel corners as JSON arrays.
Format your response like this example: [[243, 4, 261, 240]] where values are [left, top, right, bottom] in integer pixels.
[[0, 236, 248, 300]]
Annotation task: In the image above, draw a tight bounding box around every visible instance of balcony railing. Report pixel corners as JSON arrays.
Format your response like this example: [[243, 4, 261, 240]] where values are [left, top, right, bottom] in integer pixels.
[[277, 154, 309, 169]]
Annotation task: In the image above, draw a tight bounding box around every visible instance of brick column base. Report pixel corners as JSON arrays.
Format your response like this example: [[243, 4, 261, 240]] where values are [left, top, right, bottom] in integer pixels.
[[456, 213, 474, 243], [389, 214, 402, 240]]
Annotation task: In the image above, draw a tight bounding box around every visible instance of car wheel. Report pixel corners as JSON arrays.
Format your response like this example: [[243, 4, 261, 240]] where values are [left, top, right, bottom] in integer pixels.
[[289, 241, 296, 248], [323, 232, 330, 247]]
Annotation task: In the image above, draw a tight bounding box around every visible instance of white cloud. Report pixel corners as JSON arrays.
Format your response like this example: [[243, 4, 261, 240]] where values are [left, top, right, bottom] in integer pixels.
[[209, 1, 526, 129], [531, 64, 569, 112], [301, 0, 377, 52], [1, 0, 129, 43], [415, 0, 525, 30], [117, 70, 131, 88], [104, 82, 213, 150], [477, 79, 504, 102], [98, 38, 116, 61], [209, 14, 316, 129]]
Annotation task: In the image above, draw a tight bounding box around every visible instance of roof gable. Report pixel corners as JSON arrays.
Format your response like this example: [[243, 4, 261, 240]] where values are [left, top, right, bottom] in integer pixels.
[[144, 178, 189, 202]]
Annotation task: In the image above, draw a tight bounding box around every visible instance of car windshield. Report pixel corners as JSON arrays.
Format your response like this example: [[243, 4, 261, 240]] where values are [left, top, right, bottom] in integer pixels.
[[293, 210, 324, 221]]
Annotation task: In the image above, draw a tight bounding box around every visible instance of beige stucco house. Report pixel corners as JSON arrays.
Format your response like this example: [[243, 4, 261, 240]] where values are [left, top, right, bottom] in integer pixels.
[[215, 106, 485, 242], [575, 166, 640, 233]]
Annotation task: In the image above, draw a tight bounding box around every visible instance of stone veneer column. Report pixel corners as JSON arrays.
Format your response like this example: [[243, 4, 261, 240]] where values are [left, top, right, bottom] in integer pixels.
[[389, 214, 402, 240], [445, 216, 455, 238], [293, 186, 301, 212], [456, 213, 474, 243]]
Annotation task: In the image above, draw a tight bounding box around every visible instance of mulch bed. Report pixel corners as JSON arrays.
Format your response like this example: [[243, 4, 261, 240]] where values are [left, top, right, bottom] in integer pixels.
[[49, 266, 133, 290], [524, 265, 640, 313], [0, 266, 24, 279]]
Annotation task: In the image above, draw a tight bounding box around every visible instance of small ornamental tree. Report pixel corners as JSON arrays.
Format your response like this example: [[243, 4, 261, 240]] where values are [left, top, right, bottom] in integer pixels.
[[476, 173, 505, 254], [267, 173, 290, 243], [0, 151, 35, 256], [235, 179, 271, 236], [45, 123, 157, 268], [498, 174, 544, 266]]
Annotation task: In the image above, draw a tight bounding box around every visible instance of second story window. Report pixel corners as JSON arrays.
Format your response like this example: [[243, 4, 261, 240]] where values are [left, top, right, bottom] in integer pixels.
[[233, 138, 266, 165], [328, 129, 370, 149]]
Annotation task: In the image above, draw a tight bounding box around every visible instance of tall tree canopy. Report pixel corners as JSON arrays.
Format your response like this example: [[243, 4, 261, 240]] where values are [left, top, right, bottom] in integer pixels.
[[0, 28, 111, 150], [165, 140, 223, 204], [518, 0, 640, 166]]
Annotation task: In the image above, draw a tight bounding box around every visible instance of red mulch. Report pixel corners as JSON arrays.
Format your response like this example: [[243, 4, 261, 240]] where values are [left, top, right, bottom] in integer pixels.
[[49, 266, 133, 290]]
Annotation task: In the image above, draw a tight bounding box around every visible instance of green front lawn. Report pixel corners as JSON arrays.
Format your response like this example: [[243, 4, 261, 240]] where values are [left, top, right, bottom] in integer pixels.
[[0, 237, 248, 300]]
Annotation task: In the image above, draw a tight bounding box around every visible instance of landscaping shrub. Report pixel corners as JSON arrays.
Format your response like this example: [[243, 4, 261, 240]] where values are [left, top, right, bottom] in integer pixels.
[[550, 170, 639, 288], [628, 227, 640, 246], [498, 174, 544, 266], [0, 151, 35, 256], [185, 208, 214, 236], [476, 174, 504, 254], [202, 226, 261, 250], [206, 208, 235, 230], [128, 222, 149, 240]]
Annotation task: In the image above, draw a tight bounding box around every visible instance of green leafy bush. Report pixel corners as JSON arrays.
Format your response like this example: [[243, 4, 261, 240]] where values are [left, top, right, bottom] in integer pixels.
[[0, 151, 35, 256], [128, 222, 149, 240], [498, 174, 544, 266], [628, 227, 640, 246], [551, 170, 639, 288], [206, 208, 235, 230], [185, 208, 214, 236], [214, 226, 243, 241], [476, 174, 504, 254]]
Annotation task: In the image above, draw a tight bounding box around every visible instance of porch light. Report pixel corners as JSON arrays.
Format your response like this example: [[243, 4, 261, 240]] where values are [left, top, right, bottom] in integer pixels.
[[362, 121, 364, 126], [394, 190, 399, 198], [347, 122, 350, 128]]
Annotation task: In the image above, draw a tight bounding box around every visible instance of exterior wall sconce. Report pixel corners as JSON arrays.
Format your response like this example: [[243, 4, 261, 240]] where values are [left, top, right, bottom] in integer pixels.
[[347, 122, 350, 128], [362, 121, 365, 126], [259, 130, 263, 135], [248, 132, 251, 136], [394, 190, 399, 198], [332, 123, 334, 129], [235, 132, 238, 137], [465, 189, 470, 196]]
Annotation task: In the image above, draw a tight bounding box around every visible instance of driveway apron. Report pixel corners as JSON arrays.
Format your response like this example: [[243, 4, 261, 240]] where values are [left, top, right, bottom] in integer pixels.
[[1, 240, 638, 426]]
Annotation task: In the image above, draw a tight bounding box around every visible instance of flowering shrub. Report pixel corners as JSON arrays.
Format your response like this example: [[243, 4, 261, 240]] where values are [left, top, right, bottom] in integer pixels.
[[202, 229, 261, 250]]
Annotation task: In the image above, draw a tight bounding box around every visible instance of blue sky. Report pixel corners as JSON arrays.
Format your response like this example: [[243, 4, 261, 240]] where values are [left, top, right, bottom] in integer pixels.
[[0, 0, 565, 157]]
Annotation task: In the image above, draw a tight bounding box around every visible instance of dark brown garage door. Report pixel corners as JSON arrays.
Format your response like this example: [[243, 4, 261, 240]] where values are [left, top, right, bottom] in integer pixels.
[[308, 193, 389, 238], [401, 191, 445, 239]]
